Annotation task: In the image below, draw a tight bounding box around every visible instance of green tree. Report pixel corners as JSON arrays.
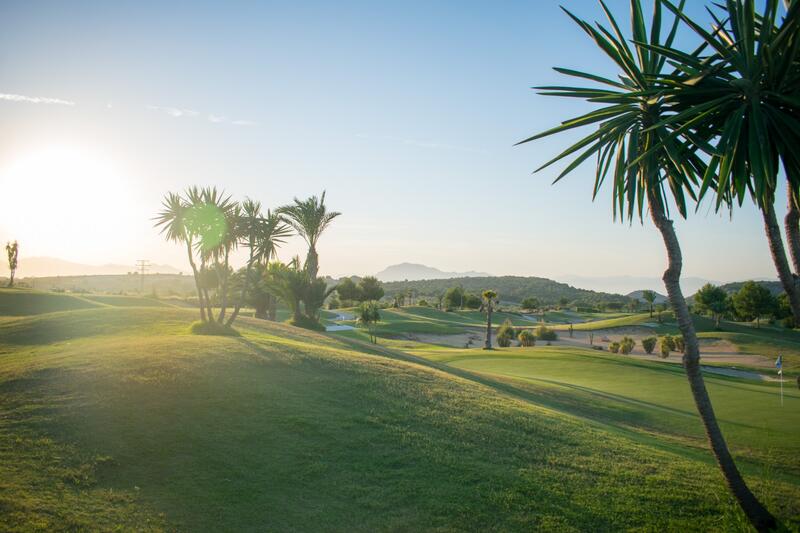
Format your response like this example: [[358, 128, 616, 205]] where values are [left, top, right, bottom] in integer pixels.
[[443, 286, 465, 310], [641, 290, 657, 317], [227, 203, 292, 327], [358, 276, 384, 302], [694, 284, 730, 329], [357, 301, 381, 343], [482, 290, 497, 350], [518, 1, 774, 526], [521, 297, 539, 312], [733, 281, 776, 329], [463, 293, 482, 309], [278, 191, 340, 279], [5, 241, 18, 288], [558, 297, 569, 309], [336, 278, 362, 305]]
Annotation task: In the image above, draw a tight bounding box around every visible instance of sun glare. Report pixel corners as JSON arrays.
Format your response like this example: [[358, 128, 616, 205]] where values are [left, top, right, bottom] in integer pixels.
[[0, 145, 134, 257]]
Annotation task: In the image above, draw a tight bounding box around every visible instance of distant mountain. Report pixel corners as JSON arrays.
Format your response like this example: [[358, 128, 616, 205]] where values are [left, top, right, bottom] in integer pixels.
[[626, 290, 668, 304], [0, 257, 182, 278], [560, 275, 716, 296], [376, 263, 491, 282]]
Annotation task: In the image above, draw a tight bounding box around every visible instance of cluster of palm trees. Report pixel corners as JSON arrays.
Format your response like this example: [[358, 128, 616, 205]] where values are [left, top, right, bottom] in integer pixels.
[[520, 1, 797, 529], [155, 187, 339, 329]]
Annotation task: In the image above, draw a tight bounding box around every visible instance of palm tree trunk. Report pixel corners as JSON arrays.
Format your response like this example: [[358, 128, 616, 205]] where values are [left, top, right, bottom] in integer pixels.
[[267, 294, 277, 321], [218, 248, 231, 323], [649, 194, 776, 532], [763, 202, 800, 321], [484, 304, 493, 350], [186, 241, 207, 322], [226, 248, 255, 327], [8, 270, 14, 288], [784, 186, 800, 275], [306, 246, 319, 279]]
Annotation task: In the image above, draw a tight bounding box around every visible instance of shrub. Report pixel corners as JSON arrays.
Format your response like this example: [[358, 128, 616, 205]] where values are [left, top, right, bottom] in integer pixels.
[[619, 336, 635, 355], [659, 334, 675, 358], [518, 329, 536, 347], [673, 335, 685, 353], [642, 336, 657, 354], [783, 316, 795, 329], [496, 319, 516, 347], [189, 320, 240, 336], [289, 314, 326, 331], [535, 325, 558, 341], [418, 299, 429, 307], [609, 341, 620, 353]]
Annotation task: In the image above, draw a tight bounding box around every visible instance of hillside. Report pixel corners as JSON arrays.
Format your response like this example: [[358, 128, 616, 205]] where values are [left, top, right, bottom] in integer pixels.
[[1, 292, 798, 530], [14, 273, 196, 296], [0, 256, 180, 277], [383, 275, 629, 305]]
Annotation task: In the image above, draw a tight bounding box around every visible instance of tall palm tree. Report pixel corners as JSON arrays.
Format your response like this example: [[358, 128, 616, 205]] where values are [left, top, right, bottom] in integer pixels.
[[655, 0, 800, 324], [278, 191, 341, 279], [154, 193, 207, 322], [226, 206, 293, 326], [5, 241, 18, 288], [517, 1, 775, 529], [482, 290, 497, 350]]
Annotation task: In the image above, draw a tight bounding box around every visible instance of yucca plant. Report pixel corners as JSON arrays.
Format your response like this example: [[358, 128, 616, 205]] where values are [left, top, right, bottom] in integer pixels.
[[653, 0, 800, 325], [517, 1, 776, 528]]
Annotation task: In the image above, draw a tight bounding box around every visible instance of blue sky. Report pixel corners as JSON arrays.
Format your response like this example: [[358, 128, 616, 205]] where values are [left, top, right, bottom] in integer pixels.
[[0, 0, 785, 283]]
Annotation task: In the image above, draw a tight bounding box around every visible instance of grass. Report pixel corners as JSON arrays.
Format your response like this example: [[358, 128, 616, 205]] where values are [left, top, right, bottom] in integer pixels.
[[0, 288, 100, 316], [2, 293, 800, 529]]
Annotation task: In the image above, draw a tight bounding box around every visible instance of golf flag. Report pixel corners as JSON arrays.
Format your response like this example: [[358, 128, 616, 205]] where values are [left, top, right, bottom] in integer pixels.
[[776, 355, 783, 376]]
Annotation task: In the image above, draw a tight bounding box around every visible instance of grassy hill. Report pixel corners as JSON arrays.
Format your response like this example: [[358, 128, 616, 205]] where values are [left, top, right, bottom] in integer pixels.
[[382, 276, 629, 305], [1, 290, 799, 530]]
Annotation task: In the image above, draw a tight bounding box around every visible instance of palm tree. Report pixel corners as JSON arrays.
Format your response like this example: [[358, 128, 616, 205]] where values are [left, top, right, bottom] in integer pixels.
[[154, 193, 207, 321], [227, 207, 292, 326], [266, 258, 308, 323], [277, 191, 341, 279], [186, 187, 237, 322], [5, 241, 18, 288], [517, 1, 775, 529], [655, 0, 800, 326], [482, 290, 497, 350], [641, 290, 657, 317]]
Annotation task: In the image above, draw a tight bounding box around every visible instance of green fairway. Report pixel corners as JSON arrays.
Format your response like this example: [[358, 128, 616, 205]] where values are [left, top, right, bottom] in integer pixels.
[[2, 294, 800, 530]]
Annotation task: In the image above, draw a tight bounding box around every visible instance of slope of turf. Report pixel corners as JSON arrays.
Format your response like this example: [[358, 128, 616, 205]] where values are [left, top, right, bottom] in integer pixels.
[[0, 288, 101, 316], [2, 307, 799, 530]]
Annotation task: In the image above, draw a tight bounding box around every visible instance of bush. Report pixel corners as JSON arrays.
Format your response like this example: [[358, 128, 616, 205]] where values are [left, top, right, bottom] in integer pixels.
[[418, 299, 429, 307], [535, 325, 558, 341], [289, 314, 326, 331], [783, 316, 795, 329], [619, 336, 635, 355], [673, 335, 685, 353], [642, 336, 657, 354], [496, 319, 516, 347], [609, 341, 620, 353], [659, 334, 675, 358], [518, 329, 536, 347], [189, 320, 240, 336]]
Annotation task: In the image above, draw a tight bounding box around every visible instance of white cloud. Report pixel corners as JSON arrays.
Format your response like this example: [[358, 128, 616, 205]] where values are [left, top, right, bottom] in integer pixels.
[[147, 105, 199, 118], [0, 93, 75, 106], [148, 104, 254, 126]]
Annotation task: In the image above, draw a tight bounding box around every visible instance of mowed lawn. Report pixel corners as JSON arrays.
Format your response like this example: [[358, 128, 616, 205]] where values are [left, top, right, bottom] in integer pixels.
[[0, 291, 799, 530], [406, 346, 800, 476]]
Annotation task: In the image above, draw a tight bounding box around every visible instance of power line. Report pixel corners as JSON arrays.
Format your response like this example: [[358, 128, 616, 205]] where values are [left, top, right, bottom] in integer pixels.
[[135, 259, 150, 294]]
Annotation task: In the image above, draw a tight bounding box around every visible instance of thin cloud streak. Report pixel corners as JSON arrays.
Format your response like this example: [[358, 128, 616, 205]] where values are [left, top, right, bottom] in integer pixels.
[[148, 104, 255, 126], [0, 93, 75, 106]]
